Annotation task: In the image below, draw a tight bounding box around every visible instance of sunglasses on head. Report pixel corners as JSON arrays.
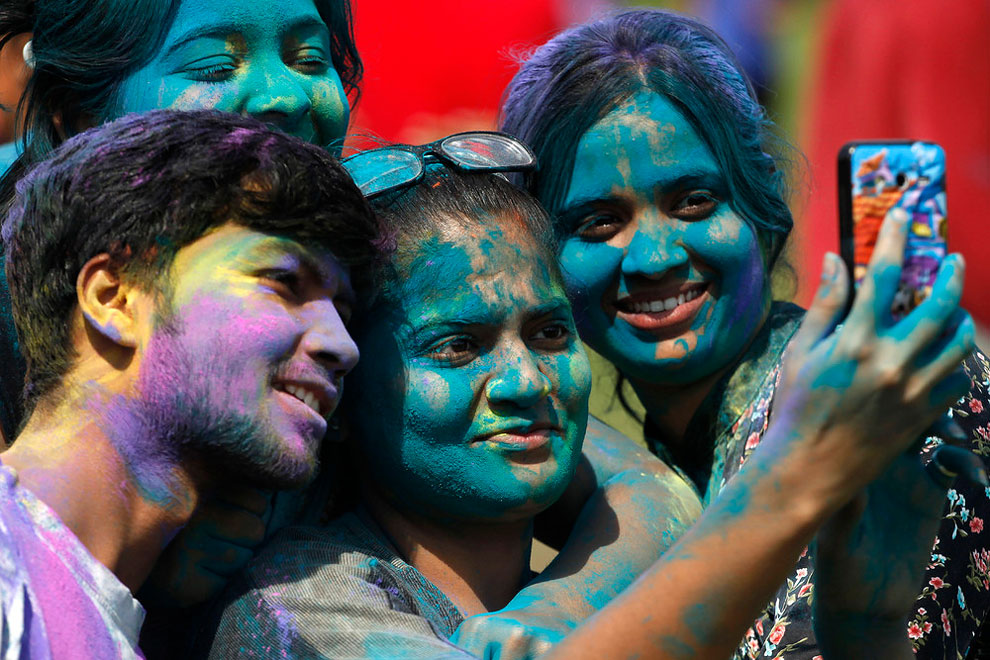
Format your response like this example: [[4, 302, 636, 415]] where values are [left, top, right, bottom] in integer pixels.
[[342, 131, 537, 199]]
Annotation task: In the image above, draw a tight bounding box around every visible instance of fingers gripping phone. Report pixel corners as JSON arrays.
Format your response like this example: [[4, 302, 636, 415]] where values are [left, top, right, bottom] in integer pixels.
[[838, 141, 948, 319]]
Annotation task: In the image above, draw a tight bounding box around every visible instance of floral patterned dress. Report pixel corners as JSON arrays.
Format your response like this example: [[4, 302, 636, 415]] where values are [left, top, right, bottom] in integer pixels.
[[647, 302, 990, 660]]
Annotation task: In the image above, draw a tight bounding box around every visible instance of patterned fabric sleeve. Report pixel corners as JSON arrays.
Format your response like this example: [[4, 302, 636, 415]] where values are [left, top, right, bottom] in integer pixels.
[[733, 350, 990, 660], [201, 521, 474, 660]]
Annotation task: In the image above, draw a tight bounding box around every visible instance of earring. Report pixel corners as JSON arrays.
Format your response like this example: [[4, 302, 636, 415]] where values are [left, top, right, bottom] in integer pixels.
[[22, 40, 34, 69]]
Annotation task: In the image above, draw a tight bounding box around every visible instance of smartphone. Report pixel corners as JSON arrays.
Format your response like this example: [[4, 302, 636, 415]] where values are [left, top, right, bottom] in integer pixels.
[[838, 140, 947, 319]]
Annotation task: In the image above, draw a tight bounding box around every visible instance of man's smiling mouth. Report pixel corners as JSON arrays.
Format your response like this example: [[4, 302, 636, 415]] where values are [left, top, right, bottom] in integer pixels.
[[274, 381, 334, 419]]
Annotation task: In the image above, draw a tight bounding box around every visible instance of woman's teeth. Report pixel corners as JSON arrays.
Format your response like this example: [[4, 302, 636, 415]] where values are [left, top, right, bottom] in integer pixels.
[[628, 288, 701, 313]]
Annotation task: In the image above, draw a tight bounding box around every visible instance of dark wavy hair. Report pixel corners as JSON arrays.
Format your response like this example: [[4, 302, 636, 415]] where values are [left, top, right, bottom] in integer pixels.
[[4, 109, 381, 414], [0, 0, 361, 204], [499, 8, 794, 266]]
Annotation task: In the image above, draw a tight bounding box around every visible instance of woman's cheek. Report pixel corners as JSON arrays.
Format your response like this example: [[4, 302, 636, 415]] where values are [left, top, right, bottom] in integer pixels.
[[561, 349, 592, 451], [309, 75, 349, 146], [167, 82, 241, 112], [701, 217, 767, 320], [559, 239, 624, 336], [405, 367, 453, 420], [557, 347, 592, 413]]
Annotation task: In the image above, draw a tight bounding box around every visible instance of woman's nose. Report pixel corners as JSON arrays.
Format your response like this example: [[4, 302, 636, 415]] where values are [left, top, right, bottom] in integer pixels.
[[620, 219, 689, 278], [243, 64, 312, 132], [484, 350, 553, 410]]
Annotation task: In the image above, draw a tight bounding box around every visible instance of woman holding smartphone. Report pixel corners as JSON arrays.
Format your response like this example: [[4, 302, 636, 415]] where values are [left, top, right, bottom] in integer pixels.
[[499, 8, 990, 658]]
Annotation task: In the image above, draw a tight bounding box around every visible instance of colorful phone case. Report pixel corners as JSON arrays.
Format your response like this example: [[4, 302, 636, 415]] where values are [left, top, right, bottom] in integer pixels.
[[838, 141, 947, 319]]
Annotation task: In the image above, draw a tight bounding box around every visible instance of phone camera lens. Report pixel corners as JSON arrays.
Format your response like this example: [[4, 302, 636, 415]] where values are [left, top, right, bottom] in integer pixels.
[[895, 172, 907, 187]]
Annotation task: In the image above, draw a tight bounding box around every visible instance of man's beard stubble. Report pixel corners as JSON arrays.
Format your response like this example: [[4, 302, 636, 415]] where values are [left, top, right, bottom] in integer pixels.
[[105, 309, 321, 500]]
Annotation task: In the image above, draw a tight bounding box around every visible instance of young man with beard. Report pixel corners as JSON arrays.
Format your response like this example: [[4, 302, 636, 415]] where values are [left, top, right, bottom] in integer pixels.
[[0, 109, 380, 659]]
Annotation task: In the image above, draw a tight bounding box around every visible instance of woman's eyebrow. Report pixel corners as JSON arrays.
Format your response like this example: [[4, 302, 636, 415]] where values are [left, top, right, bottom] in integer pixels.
[[286, 17, 332, 36], [565, 168, 724, 208], [164, 24, 239, 57], [527, 298, 572, 318], [164, 17, 328, 58]]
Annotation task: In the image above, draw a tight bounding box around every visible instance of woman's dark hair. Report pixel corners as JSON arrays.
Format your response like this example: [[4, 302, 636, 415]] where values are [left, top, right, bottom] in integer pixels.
[[499, 8, 794, 267], [0, 0, 362, 206], [365, 167, 558, 305]]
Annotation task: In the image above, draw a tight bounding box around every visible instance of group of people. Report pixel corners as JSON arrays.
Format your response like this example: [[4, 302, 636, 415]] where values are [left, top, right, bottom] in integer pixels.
[[1, 1, 989, 659]]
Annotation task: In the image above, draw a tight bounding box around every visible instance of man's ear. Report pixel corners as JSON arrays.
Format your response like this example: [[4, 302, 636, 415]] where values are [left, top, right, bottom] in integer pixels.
[[76, 254, 140, 348]]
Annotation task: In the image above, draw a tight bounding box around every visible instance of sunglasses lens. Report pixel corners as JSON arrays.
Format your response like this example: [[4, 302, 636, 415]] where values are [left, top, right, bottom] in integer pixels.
[[342, 150, 423, 196], [440, 134, 534, 170]]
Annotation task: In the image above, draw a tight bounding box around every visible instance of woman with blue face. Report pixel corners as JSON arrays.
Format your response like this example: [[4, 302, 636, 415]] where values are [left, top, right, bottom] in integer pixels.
[[500, 9, 990, 658], [0, 0, 359, 441]]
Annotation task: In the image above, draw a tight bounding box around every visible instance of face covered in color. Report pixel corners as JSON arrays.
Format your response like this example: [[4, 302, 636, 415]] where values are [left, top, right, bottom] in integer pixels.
[[348, 218, 591, 523], [128, 224, 358, 489], [116, 0, 349, 148], [557, 90, 770, 386]]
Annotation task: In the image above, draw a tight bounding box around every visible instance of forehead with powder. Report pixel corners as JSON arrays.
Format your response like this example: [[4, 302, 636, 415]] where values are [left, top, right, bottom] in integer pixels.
[[397, 214, 554, 287], [567, 90, 720, 206]]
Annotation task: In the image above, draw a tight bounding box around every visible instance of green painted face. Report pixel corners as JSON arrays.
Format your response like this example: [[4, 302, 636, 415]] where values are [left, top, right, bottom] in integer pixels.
[[558, 91, 770, 386], [116, 0, 349, 148], [349, 218, 591, 523]]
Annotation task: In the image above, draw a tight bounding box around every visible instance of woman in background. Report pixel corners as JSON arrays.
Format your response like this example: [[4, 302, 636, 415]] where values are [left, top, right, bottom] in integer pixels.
[[499, 9, 990, 658]]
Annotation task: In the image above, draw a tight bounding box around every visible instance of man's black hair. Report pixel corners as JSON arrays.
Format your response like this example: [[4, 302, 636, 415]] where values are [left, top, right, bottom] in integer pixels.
[[4, 109, 382, 415]]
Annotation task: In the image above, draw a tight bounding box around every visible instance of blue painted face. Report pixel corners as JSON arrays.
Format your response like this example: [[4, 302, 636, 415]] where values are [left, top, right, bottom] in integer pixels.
[[348, 218, 591, 523], [115, 0, 348, 147], [558, 91, 770, 386]]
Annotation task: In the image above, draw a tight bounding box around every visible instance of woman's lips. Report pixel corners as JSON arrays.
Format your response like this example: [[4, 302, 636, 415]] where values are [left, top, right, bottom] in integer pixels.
[[613, 284, 710, 332], [475, 427, 558, 452]]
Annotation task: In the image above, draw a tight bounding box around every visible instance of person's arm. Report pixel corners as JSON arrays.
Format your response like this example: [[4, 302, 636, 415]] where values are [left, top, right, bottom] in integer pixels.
[[451, 418, 702, 658]]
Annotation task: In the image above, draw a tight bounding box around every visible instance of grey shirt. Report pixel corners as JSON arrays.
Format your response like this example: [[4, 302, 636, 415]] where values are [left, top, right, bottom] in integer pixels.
[[202, 510, 474, 659]]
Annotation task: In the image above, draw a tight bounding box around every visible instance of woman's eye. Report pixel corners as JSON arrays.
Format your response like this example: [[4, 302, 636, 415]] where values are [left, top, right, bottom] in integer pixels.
[[531, 323, 571, 349], [428, 337, 477, 364], [673, 191, 719, 220], [290, 47, 329, 74], [183, 60, 237, 83], [575, 212, 624, 241]]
